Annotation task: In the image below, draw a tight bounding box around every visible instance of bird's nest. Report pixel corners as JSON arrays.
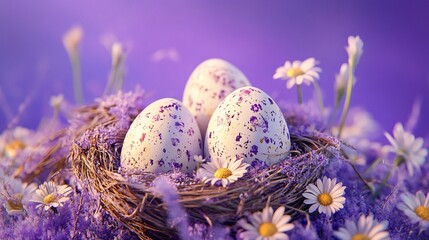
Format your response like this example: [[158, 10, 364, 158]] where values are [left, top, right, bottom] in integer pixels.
[[63, 97, 341, 240]]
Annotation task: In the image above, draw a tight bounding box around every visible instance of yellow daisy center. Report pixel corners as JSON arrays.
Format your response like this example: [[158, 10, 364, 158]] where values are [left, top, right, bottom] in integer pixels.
[[43, 193, 57, 204], [4, 140, 26, 158], [8, 193, 23, 210], [317, 193, 333, 206], [415, 206, 429, 221], [259, 222, 278, 237], [351, 233, 370, 240], [286, 68, 305, 78], [214, 168, 232, 179]]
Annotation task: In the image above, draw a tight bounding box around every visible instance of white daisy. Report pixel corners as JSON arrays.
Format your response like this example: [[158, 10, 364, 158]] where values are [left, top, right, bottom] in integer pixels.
[[303, 176, 346, 216], [346, 35, 364, 68], [334, 214, 390, 240], [196, 157, 248, 188], [29, 181, 72, 211], [397, 191, 429, 229], [1, 177, 37, 215], [273, 57, 321, 89], [383, 123, 427, 176], [239, 206, 294, 240], [1, 127, 32, 158]]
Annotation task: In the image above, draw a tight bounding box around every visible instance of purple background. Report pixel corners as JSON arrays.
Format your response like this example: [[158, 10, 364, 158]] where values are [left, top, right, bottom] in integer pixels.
[[1, 1, 428, 140]]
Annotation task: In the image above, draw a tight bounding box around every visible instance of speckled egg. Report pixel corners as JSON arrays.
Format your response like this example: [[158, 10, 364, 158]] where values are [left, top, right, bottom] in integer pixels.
[[182, 58, 251, 137], [205, 86, 291, 166], [121, 98, 202, 174]]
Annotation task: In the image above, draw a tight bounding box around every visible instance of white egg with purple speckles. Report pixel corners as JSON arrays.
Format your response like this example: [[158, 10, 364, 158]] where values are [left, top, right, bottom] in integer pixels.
[[205, 86, 291, 166], [182, 58, 251, 137], [121, 98, 202, 174]]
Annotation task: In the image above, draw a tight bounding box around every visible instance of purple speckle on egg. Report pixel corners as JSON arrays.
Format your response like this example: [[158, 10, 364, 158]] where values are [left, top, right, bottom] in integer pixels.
[[240, 89, 251, 95], [250, 145, 259, 155], [171, 138, 180, 146], [150, 159, 154, 165], [264, 136, 270, 144], [186, 150, 191, 161], [250, 104, 262, 112], [158, 159, 164, 167], [187, 128, 194, 136], [249, 116, 259, 131], [158, 133, 163, 140], [236, 133, 242, 142], [175, 121, 185, 127], [268, 98, 274, 104], [261, 115, 269, 133], [237, 96, 243, 106], [171, 162, 183, 169], [250, 116, 258, 123]]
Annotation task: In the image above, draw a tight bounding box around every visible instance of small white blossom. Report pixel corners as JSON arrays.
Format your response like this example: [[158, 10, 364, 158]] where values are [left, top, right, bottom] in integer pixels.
[[0, 127, 33, 158], [30, 181, 72, 211], [303, 176, 346, 216], [196, 157, 248, 188], [273, 57, 321, 89], [193, 155, 205, 163], [346, 35, 364, 68], [50, 94, 64, 109], [239, 206, 294, 240], [383, 123, 427, 176], [62, 26, 83, 58], [397, 191, 429, 229], [334, 214, 390, 240]]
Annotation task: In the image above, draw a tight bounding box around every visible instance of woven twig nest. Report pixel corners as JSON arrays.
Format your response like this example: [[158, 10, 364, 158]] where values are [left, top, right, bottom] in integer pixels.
[[69, 95, 341, 240]]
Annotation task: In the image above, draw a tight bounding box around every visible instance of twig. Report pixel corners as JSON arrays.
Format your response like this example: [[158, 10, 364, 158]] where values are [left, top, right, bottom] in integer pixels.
[[349, 162, 374, 192]]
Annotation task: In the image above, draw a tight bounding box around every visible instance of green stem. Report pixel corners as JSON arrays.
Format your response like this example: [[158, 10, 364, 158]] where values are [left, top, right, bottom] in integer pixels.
[[364, 157, 382, 175], [297, 85, 303, 104], [337, 61, 354, 138], [115, 68, 124, 92], [71, 54, 83, 105], [53, 107, 59, 121], [104, 65, 119, 95], [312, 81, 325, 114], [373, 165, 395, 199]]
